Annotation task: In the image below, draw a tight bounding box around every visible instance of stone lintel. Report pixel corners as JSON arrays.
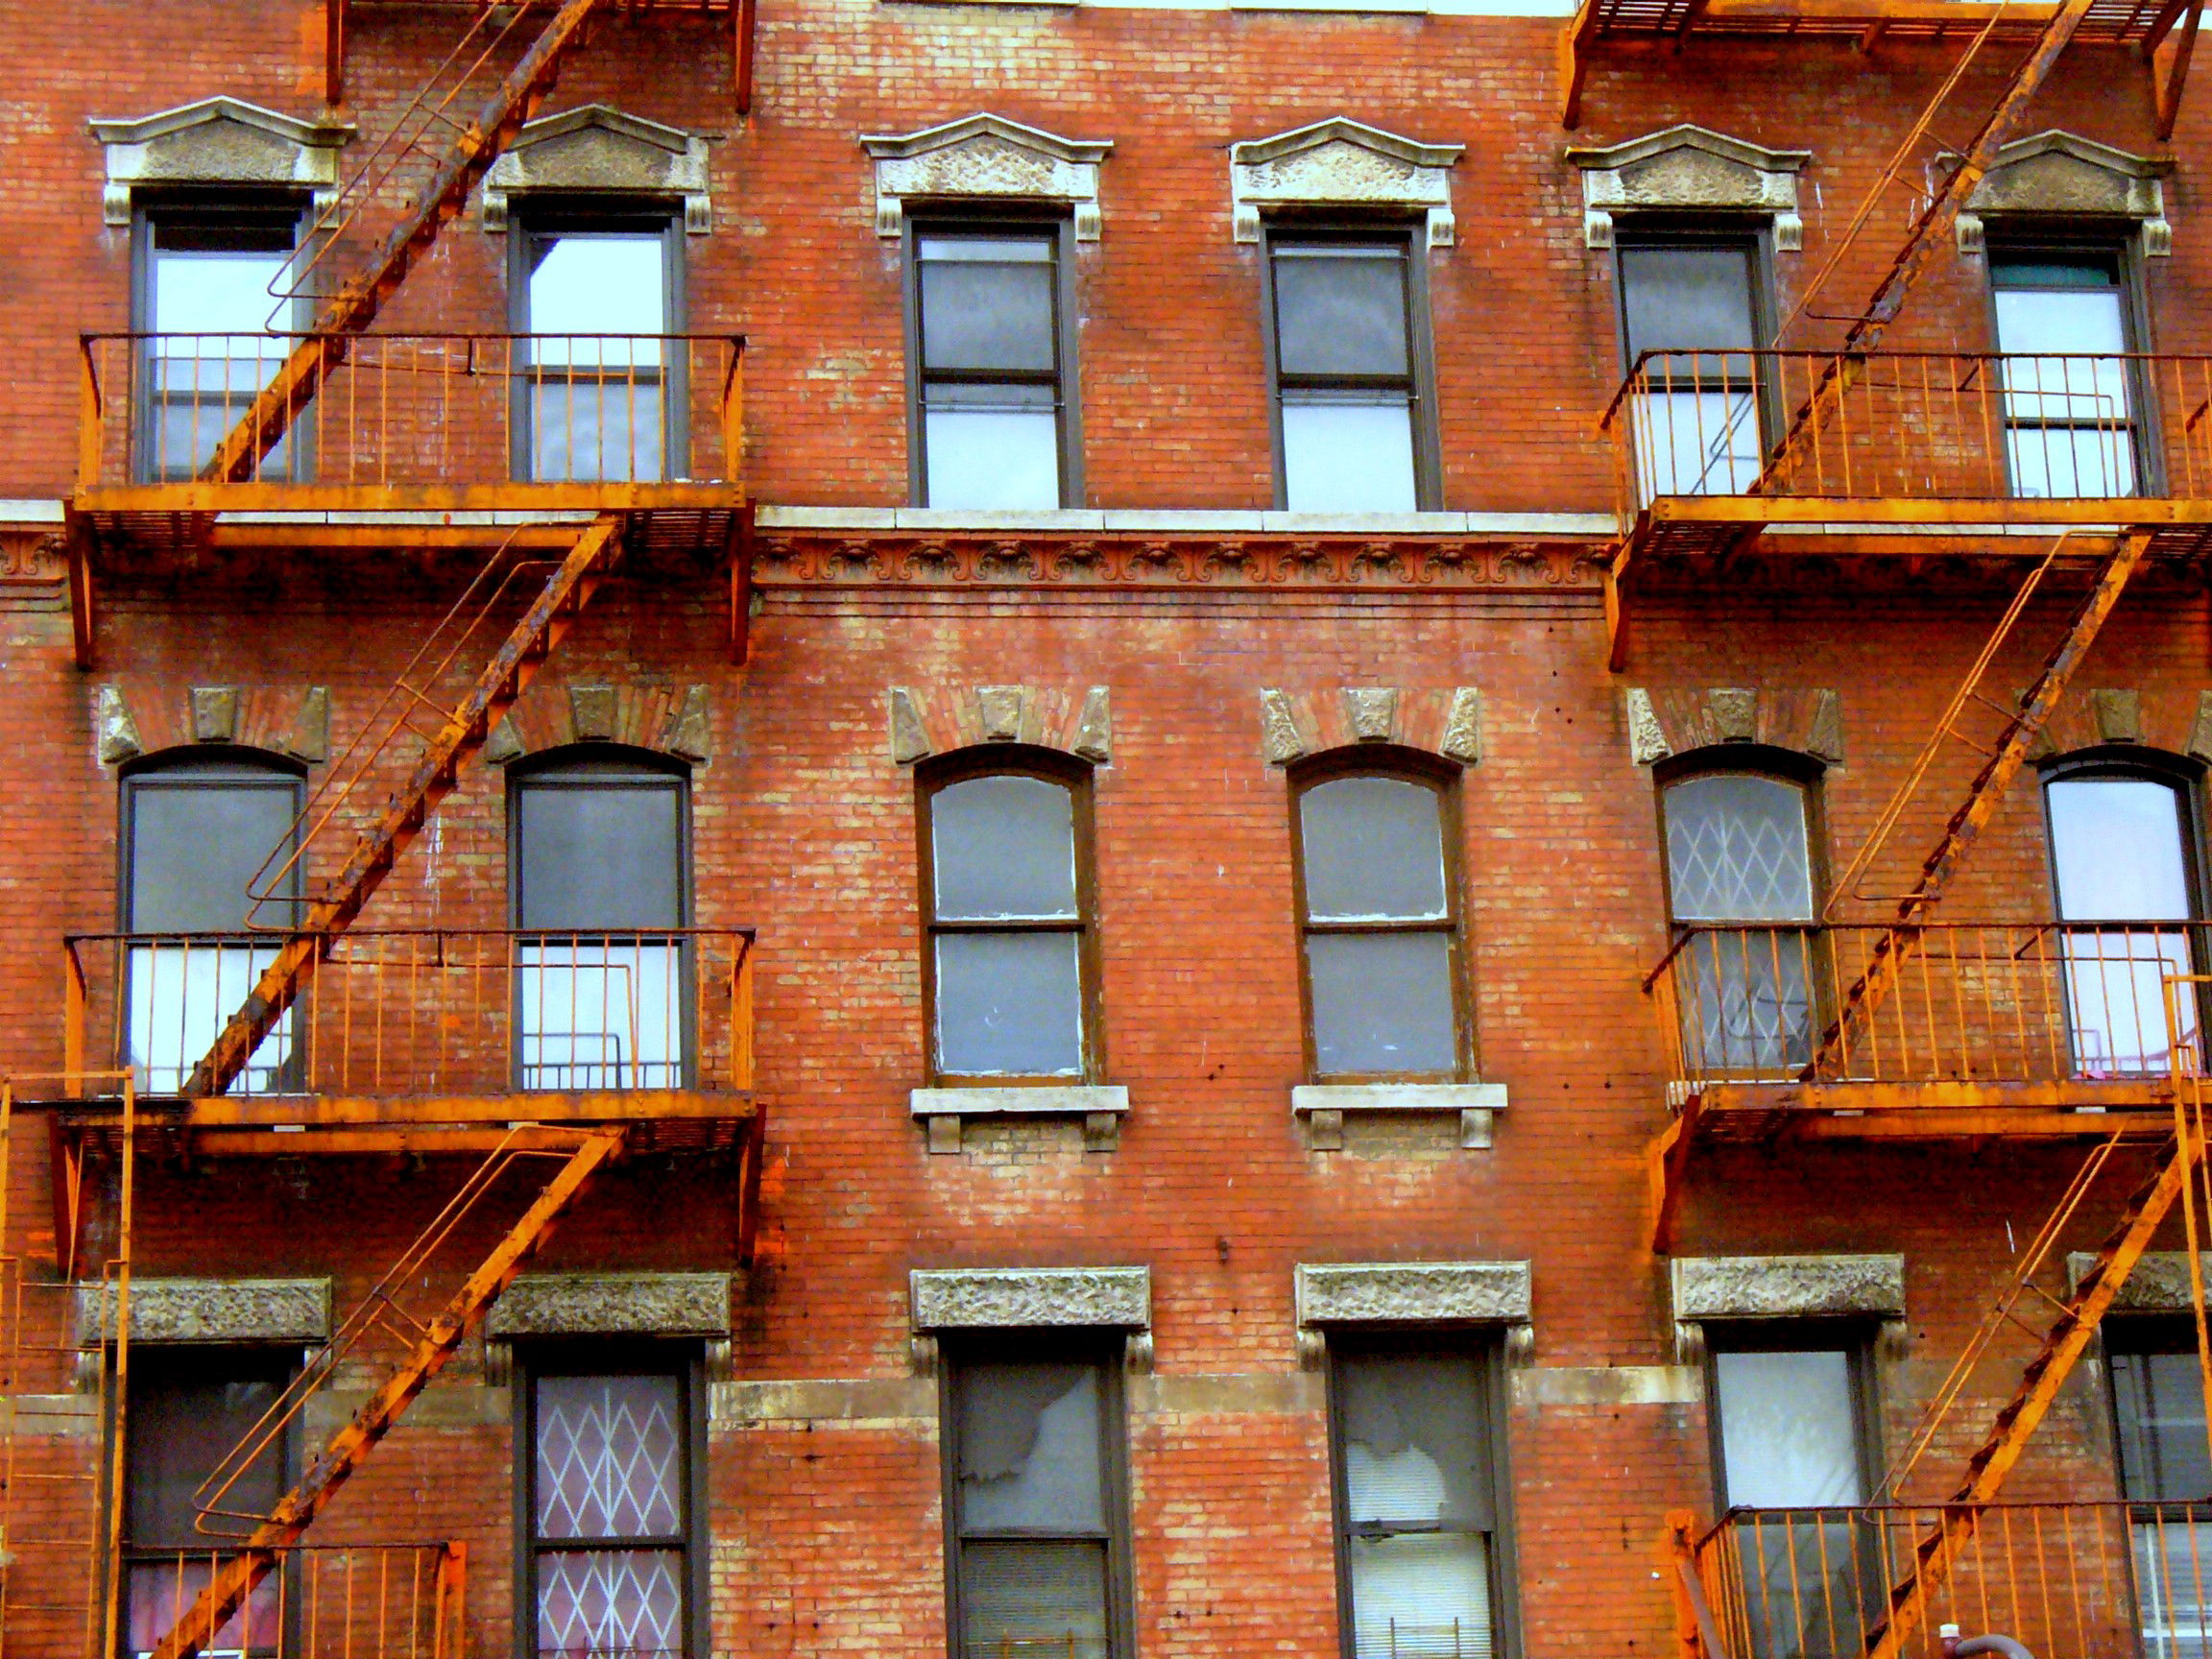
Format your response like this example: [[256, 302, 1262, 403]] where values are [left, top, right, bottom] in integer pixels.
[[1292, 1083, 1506, 1152], [910, 1266, 1151, 1332], [76, 1277, 331, 1346], [486, 1271, 733, 1338], [1671, 1253, 1906, 1321], [912, 1085, 1128, 1154], [483, 104, 711, 233], [1569, 123, 1811, 252], [864, 113, 1113, 241], [2067, 1250, 2212, 1311], [1230, 117, 1462, 247], [1295, 1260, 1532, 1329]]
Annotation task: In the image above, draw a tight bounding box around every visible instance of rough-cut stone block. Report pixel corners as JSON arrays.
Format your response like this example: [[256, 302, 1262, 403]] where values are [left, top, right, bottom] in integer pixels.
[[1073, 685, 1113, 763], [2189, 692, 2212, 765], [1671, 1254, 1906, 1320], [190, 685, 239, 743], [888, 687, 932, 763], [486, 1272, 733, 1337], [1440, 686, 1483, 763], [662, 685, 711, 761], [1805, 688, 1846, 764], [1295, 1261, 1531, 1327], [95, 685, 142, 765], [911, 1266, 1151, 1330], [1260, 689, 1308, 763], [1625, 687, 1671, 764], [2066, 1250, 2212, 1310], [484, 716, 524, 765], [568, 685, 618, 742], [285, 685, 330, 763], [77, 1278, 331, 1346]]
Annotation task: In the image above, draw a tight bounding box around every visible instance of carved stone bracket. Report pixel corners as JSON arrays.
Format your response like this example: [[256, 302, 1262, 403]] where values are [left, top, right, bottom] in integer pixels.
[[887, 685, 1110, 766], [1293, 1261, 1533, 1367], [1949, 132, 2173, 259], [91, 97, 353, 227], [483, 105, 712, 234], [1568, 124, 1812, 252], [1623, 685, 1844, 767], [1260, 685, 1483, 766], [1671, 1253, 1906, 1362], [864, 114, 1113, 241], [1230, 118, 1461, 247], [75, 1277, 332, 1346], [485, 1272, 734, 1337]]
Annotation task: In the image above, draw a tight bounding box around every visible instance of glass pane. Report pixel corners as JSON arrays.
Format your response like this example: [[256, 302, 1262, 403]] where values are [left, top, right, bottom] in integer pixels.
[[935, 931, 1084, 1076], [1300, 777, 1447, 923], [2113, 1348, 2212, 1503], [1677, 929, 1814, 1077], [128, 1358, 288, 1546], [519, 941, 685, 1090], [1281, 396, 1417, 513], [2134, 1515, 2212, 1659], [932, 775, 1078, 922], [529, 235, 667, 347], [531, 370, 667, 484], [535, 1374, 684, 1539], [924, 393, 1061, 510], [1628, 390, 1762, 498], [128, 1561, 281, 1659], [128, 943, 294, 1096], [535, 1549, 685, 1659], [1713, 1349, 1864, 1507], [2050, 778, 2191, 922], [1620, 245, 1757, 362], [1273, 245, 1408, 378], [1665, 775, 1813, 923], [516, 778, 684, 931], [1347, 1533, 1491, 1659], [959, 1540, 1109, 1659], [1340, 1352, 1491, 1527], [1993, 274, 2127, 355], [130, 779, 300, 933], [957, 1361, 1104, 1531], [1732, 1516, 1884, 1659], [154, 248, 290, 338], [1307, 932, 1456, 1076], [2004, 421, 2136, 499], [920, 237, 1057, 374]]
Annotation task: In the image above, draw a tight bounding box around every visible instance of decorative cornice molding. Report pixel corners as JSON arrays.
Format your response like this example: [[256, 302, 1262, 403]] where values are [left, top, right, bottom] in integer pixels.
[[75, 1277, 332, 1346], [1229, 118, 1462, 246], [862, 114, 1114, 241], [1950, 131, 2174, 258], [1567, 124, 1811, 251], [483, 105, 711, 233], [90, 97, 353, 227]]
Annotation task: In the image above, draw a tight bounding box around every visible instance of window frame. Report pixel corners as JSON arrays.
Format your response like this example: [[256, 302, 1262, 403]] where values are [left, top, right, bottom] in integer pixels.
[[507, 201, 689, 482], [1259, 219, 1444, 514], [1611, 221, 1780, 481], [938, 1333, 1134, 1659], [1288, 747, 1470, 1085], [1700, 1319, 1883, 1515], [1652, 746, 1829, 928], [119, 751, 309, 935], [1325, 1329, 1521, 1659], [902, 211, 1084, 510], [914, 746, 1103, 1087], [2039, 749, 2208, 922], [510, 1342, 709, 1659]]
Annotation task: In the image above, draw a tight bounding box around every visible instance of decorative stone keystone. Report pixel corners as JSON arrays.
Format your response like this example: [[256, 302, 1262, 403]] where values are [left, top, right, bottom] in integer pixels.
[[485, 1272, 733, 1337], [76, 1277, 331, 1346], [1439, 687, 1483, 763], [190, 685, 239, 744], [977, 685, 1024, 741], [910, 1266, 1152, 1331], [568, 685, 618, 742], [1707, 687, 1758, 744], [95, 685, 142, 765], [1343, 687, 1400, 742], [2092, 687, 2143, 745]]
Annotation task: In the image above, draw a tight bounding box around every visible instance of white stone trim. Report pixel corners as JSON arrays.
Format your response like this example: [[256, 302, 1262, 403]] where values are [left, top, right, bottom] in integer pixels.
[[75, 1277, 331, 1346], [1567, 124, 1812, 252], [2067, 1250, 2212, 1311], [1671, 1254, 1905, 1320], [482, 105, 712, 234], [911, 1085, 1128, 1153], [1294, 1261, 1532, 1365], [1950, 131, 2173, 259], [484, 1272, 733, 1337], [1291, 1082, 1507, 1151], [862, 114, 1113, 242], [91, 98, 353, 228], [1229, 118, 1462, 247]]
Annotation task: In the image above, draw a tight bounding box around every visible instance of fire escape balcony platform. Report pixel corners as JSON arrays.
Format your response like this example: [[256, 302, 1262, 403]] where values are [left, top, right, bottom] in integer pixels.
[[1686, 1077, 2175, 1139]]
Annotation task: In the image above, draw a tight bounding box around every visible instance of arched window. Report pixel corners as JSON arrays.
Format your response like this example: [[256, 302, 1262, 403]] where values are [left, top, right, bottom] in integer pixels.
[[2043, 755, 2203, 1075], [918, 751, 1096, 1083], [1290, 756, 1464, 1080], [509, 747, 690, 1090], [1658, 756, 1820, 1076], [120, 752, 304, 1094]]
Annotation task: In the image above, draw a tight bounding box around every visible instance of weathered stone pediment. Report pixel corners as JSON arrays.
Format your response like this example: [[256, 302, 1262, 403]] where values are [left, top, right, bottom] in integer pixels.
[[1568, 123, 1811, 250], [1229, 117, 1461, 246], [89, 97, 352, 226], [863, 113, 1113, 240], [1952, 131, 2173, 256], [483, 104, 711, 232]]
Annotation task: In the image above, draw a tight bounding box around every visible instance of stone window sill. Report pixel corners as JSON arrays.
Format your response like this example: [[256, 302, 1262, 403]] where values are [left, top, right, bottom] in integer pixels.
[[911, 1085, 1129, 1153], [1291, 1082, 1508, 1151]]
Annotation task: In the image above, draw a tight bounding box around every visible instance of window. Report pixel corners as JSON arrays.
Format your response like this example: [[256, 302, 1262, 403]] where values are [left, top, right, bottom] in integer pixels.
[[516, 214, 682, 483], [121, 756, 304, 1094], [909, 225, 1076, 510], [1992, 249, 2142, 498], [510, 750, 690, 1090], [125, 1346, 293, 1658], [2045, 760, 2202, 1075], [1292, 760, 1464, 1080], [1616, 234, 1766, 498], [1659, 761, 1819, 1076], [918, 754, 1097, 1083], [1705, 1327, 1881, 1659], [944, 1345, 1129, 1659], [1265, 231, 1437, 513], [521, 1354, 702, 1659], [136, 199, 306, 483], [1329, 1338, 1511, 1659], [2107, 1322, 2212, 1659]]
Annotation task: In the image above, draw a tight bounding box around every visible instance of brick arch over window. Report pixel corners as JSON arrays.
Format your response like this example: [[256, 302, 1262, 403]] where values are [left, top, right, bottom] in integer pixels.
[[1623, 685, 1844, 769], [1259, 686, 1482, 765], [91, 684, 328, 768], [485, 682, 713, 767], [887, 685, 1112, 766]]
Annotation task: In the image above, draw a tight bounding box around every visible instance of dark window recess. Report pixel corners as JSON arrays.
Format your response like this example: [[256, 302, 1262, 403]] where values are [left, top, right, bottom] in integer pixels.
[[2105, 1325, 2212, 1657], [1333, 1344, 1504, 1659], [1269, 237, 1426, 513], [1295, 771, 1460, 1079], [914, 230, 1069, 511], [1991, 251, 2138, 499], [517, 222, 678, 483], [950, 1354, 1123, 1659], [1615, 239, 1763, 497]]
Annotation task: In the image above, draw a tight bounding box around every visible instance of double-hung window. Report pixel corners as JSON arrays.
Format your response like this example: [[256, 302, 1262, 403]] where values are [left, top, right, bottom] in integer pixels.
[[1616, 234, 1766, 499], [910, 225, 1076, 510], [516, 215, 682, 483], [2109, 1321, 2212, 1659], [1266, 231, 1436, 512], [945, 1345, 1129, 1659], [122, 757, 303, 1094], [137, 200, 306, 483], [1992, 249, 2142, 498]]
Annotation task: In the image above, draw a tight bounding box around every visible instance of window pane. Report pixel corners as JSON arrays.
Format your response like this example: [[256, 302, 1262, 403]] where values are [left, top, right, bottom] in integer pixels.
[[2113, 1346, 2212, 1503], [2132, 1514, 2212, 1659], [920, 237, 1057, 374], [129, 1562, 281, 1659], [1341, 1352, 1491, 1527], [2003, 421, 2136, 499], [1300, 777, 1448, 923], [2049, 778, 2191, 921], [924, 392, 1061, 510], [935, 932, 1084, 1076], [931, 775, 1078, 921], [128, 942, 294, 1095], [1993, 272, 2127, 357], [129, 777, 300, 933], [1347, 1532, 1492, 1659], [128, 1356, 289, 1547], [1665, 775, 1813, 923], [532, 372, 667, 484], [1281, 395, 1417, 513], [1273, 246, 1409, 378], [1307, 932, 1455, 1076], [529, 235, 667, 344], [518, 940, 685, 1091], [154, 248, 290, 338], [516, 777, 684, 931], [1628, 389, 1763, 498], [957, 1361, 1105, 1531], [959, 1540, 1109, 1659], [535, 1374, 685, 1540], [1713, 1348, 1863, 1507], [1620, 245, 1757, 362], [536, 1548, 685, 1659]]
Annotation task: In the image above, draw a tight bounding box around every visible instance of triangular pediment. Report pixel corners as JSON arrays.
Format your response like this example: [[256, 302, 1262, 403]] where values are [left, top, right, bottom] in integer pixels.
[[1228, 117, 1461, 245], [90, 97, 351, 223], [862, 114, 1114, 240], [483, 104, 711, 231]]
